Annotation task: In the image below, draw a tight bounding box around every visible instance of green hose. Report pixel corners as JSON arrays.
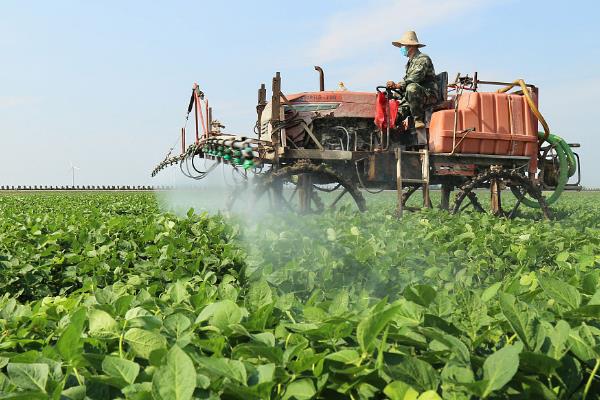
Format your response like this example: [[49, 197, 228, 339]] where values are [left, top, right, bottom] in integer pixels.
[[516, 132, 576, 208], [496, 80, 577, 208]]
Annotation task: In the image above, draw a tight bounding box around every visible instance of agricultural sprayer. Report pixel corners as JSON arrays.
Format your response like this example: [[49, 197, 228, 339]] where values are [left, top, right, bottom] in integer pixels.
[[152, 68, 581, 218]]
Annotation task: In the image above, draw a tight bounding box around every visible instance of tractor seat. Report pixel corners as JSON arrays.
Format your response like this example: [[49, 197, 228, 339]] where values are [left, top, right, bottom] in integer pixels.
[[429, 71, 450, 111]]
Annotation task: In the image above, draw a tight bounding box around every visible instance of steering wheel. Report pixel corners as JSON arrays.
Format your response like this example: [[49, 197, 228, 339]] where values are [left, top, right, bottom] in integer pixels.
[[376, 85, 404, 96]]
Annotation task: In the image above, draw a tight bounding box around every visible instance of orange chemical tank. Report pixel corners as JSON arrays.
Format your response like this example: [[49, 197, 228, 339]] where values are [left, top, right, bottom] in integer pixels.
[[428, 92, 539, 171]]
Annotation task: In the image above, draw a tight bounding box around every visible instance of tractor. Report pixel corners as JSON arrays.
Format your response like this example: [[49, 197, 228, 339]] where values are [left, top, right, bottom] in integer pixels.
[[152, 67, 581, 218]]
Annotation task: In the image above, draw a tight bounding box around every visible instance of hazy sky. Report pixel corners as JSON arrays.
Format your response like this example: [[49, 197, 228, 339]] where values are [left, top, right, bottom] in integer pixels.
[[1, 0, 598, 186]]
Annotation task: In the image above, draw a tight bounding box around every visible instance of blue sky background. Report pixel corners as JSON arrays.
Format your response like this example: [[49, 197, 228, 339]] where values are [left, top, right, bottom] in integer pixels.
[[1, 0, 598, 186]]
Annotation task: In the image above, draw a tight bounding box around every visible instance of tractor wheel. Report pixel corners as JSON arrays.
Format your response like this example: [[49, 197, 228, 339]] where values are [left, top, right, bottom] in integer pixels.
[[451, 168, 551, 219], [254, 161, 366, 214]]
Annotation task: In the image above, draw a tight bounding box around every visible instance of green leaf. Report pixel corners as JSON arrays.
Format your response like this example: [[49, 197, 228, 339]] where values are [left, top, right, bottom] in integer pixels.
[[395, 301, 424, 327], [196, 357, 247, 385], [282, 378, 316, 400], [537, 275, 581, 309], [589, 289, 600, 305], [481, 282, 502, 302], [498, 293, 540, 351], [102, 356, 140, 385], [477, 344, 521, 398], [57, 307, 87, 363], [231, 343, 283, 364], [357, 304, 401, 353], [384, 355, 440, 393], [383, 381, 419, 400], [251, 332, 275, 347], [164, 313, 192, 337], [403, 285, 436, 307], [122, 382, 152, 398], [247, 280, 273, 311], [325, 349, 361, 365], [568, 324, 599, 363], [124, 328, 167, 359], [548, 320, 570, 359], [417, 391, 442, 400], [326, 228, 336, 241], [197, 373, 211, 389], [556, 251, 570, 262], [422, 328, 470, 365], [518, 352, 561, 376], [253, 364, 275, 385], [441, 361, 474, 385], [152, 345, 196, 400], [168, 281, 189, 304], [88, 309, 119, 338], [7, 363, 49, 392], [61, 385, 87, 400], [195, 300, 247, 332], [328, 290, 349, 315]]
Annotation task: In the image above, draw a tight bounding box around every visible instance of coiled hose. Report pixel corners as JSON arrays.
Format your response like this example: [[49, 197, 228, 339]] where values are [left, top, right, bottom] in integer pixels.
[[498, 80, 577, 208], [514, 131, 577, 208]]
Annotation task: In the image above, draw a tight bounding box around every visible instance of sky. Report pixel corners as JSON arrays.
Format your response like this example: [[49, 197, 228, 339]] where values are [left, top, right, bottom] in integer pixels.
[[1, 0, 599, 186]]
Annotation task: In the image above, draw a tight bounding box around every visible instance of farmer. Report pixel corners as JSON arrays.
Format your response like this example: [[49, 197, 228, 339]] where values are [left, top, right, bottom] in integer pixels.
[[386, 31, 439, 129]]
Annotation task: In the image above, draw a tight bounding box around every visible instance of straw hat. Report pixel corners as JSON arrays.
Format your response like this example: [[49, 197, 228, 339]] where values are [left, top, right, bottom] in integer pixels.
[[392, 31, 425, 48]]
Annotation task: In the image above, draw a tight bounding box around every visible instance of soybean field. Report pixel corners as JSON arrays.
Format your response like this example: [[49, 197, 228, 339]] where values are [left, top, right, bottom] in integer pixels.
[[0, 191, 599, 399]]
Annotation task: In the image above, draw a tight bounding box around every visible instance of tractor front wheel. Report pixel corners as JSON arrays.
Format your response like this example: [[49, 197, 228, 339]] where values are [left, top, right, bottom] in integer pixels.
[[254, 161, 366, 214]]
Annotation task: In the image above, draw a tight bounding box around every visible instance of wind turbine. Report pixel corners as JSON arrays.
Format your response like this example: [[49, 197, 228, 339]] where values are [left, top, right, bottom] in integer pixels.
[[69, 162, 80, 187]]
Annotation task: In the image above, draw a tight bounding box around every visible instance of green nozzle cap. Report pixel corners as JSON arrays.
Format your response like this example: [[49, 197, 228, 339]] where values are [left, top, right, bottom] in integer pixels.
[[242, 159, 254, 170], [224, 154, 232, 161], [233, 158, 242, 165]]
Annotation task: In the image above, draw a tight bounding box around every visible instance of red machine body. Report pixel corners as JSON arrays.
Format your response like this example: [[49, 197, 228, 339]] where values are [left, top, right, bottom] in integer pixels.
[[283, 89, 539, 167], [286, 91, 376, 118]]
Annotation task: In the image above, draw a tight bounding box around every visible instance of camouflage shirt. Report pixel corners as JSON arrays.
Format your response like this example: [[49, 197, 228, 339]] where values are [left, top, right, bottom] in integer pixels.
[[404, 50, 438, 95]]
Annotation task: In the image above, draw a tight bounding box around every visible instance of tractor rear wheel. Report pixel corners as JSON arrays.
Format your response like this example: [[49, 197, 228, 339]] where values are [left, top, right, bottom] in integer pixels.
[[451, 168, 550, 219]]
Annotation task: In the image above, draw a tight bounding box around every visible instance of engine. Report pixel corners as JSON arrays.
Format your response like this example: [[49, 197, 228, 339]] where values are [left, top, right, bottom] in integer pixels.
[[259, 91, 379, 151]]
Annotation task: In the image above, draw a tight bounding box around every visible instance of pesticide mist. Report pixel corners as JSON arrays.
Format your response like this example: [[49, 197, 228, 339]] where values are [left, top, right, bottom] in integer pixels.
[[155, 163, 434, 300]]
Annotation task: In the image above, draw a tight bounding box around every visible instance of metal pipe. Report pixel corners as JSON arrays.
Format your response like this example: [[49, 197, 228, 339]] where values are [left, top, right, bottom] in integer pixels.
[[208, 138, 259, 150], [195, 87, 207, 139], [314, 66, 324, 91], [478, 80, 536, 89], [181, 127, 186, 154], [271, 73, 281, 160], [205, 101, 210, 135], [192, 85, 199, 143], [385, 89, 391, 150], [257, 83, 267, 140]]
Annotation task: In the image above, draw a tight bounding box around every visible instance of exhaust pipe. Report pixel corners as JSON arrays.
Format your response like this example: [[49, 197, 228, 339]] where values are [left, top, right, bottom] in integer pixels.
[[314, 66, 324, 91]]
